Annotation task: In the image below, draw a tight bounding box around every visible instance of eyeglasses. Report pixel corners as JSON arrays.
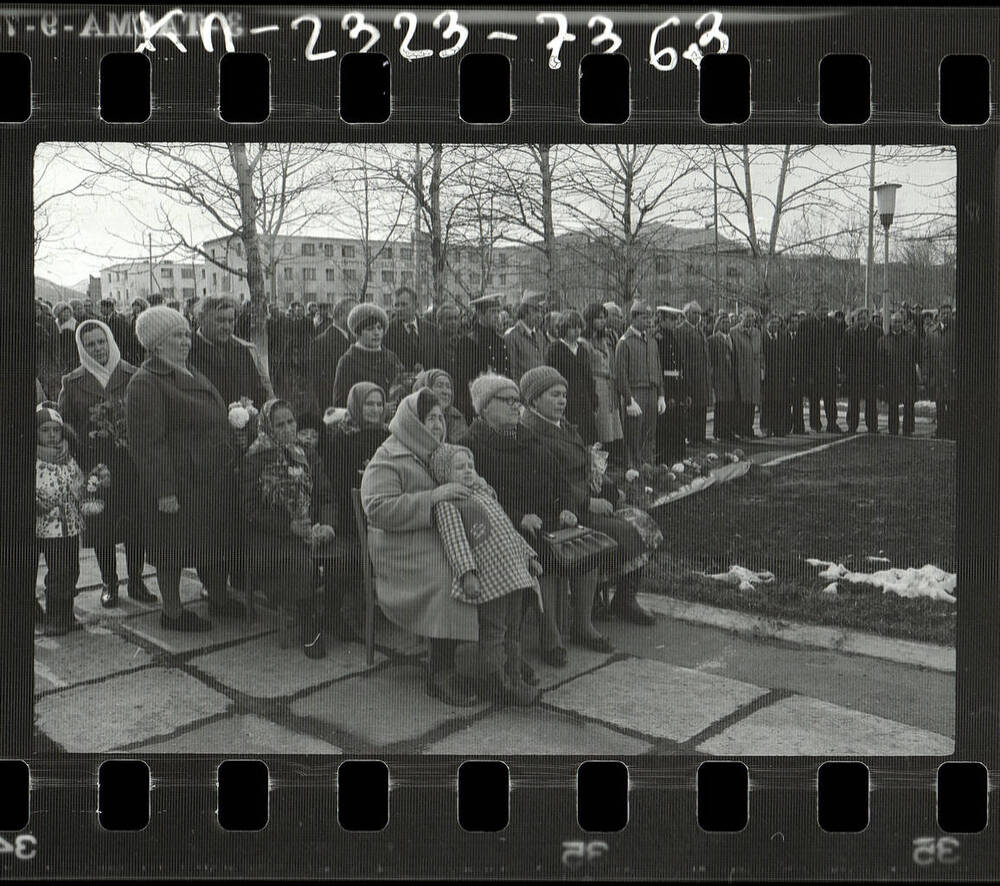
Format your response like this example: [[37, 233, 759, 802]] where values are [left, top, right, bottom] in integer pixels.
[[494, 395, 522, 407]]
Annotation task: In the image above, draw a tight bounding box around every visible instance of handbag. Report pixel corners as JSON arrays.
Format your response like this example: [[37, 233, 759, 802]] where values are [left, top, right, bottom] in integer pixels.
[[539, 525, 619, 577]]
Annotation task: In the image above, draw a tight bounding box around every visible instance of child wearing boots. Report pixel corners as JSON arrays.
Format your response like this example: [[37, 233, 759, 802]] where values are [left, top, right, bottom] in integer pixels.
[[429, 443, 542, 706], [35, 402, 85, 636]]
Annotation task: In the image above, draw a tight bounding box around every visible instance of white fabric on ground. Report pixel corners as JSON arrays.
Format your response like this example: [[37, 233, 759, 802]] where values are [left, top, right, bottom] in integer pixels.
[[805, 559, 956, 603]]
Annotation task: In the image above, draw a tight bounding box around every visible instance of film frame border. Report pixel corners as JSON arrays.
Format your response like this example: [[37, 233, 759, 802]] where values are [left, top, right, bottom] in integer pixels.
[[1, 3, 997, 880]]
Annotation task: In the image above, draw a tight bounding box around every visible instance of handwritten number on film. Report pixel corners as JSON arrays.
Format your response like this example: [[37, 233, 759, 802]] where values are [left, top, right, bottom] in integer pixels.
[[0, 836, 37, 862]]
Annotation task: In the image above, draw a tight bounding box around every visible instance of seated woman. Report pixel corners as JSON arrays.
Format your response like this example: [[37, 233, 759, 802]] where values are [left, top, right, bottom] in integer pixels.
[[428, 443, 542, 706], [519, 366, 657, 633], [320, 382, 390, 634], [360, 388, 480, 707], [332, 303, 404, 408], [413, 368, 469, 442], [242, 398, 338, 659]]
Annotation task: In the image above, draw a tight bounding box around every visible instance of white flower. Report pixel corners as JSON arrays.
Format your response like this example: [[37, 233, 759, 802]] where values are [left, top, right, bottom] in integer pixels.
[[86, 479, 99, 493], [666, 472, 677, 483], [705, 452, 720, 463], [288, 466, 304, 479], [644, 486, 654, 494], [625, 469, 640, 483], [81, 500, 105, 516], [671, 462, 685, 473], [228, 406, 250, 429]]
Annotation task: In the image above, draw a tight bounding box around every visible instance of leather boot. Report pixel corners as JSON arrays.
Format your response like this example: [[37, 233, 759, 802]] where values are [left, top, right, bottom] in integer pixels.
[[503, 661, 540, 706], [100, 582, 119, 608], [610, 575, 656, 625]]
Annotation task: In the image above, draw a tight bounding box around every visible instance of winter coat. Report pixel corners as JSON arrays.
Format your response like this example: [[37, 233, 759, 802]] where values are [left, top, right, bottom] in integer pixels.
[[796, 315, 840, 386], [321, 423, 390, 538], [707, 333, 740, 403], [125, 355, 236, 568], [614, 327, 664, 402], [841, 323, 882, 388], [332, 345, 405, 408], [454, 324, 511, 420], [105, 312, 143, 367], [504, 321, 548, 386], [924, 323, 956, 401], [35, 456, 85, 539], [383, 318, 440, 374], [675, 321, 713, 408], [581, 333, 624, 443], [360, 399, 478, 641], [546, 339, 599, 445], [878, 331, 921, 402], [762, 330, 794, 402], [309, 323, 352, 411], [36, 311, 64, 400], [189, 331, 271, 411], [654, 326, 684, 402], [58, 361, 143, 548], [731, 326, 762, 404]]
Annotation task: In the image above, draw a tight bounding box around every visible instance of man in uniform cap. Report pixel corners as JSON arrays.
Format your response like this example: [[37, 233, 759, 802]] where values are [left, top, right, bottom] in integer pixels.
[[654, 305, 687, 463], [675, 300, 713, 444], [504, 290, 549, 384], [454, 293, 511, 421], [614, 299, 665, 468]]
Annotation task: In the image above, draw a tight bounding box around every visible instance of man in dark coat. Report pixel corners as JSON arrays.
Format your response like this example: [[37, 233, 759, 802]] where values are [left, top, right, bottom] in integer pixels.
[[615, 300, 665, 468], [454, 294, 511, 422], [654, 306, 687, 463], [383, 286, 439, 373], [878, 312, 921, 436], [786, 312, 808, 434], [309, 296, 357, 412], [841, 307, 882, 434], [434, 301, 464, 384], [100, 298, 144, 366], [675, 300, 713, 444], [924, 303, 956, 439], [761, 314, 794, 436], [796, 301, 843, 433]]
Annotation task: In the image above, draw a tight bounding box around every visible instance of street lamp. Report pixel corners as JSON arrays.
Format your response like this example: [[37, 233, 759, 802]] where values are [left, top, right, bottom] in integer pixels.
[[872, 182, 901, 334]]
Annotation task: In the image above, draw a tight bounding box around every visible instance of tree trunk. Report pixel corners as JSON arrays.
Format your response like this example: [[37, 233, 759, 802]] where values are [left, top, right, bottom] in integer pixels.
[[429, 144, 446, 306], [537, 144, 557, 305], [621, 154, 635, 304], [228, 142, 270, 375]]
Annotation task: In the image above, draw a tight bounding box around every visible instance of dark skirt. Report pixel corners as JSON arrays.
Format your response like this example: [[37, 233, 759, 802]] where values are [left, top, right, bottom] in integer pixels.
[[81, 449, 145, 550]]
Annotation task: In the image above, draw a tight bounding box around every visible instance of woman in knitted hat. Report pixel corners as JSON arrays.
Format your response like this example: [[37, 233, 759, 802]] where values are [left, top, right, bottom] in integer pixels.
[[360, 388, 481, 706], [58, 319, 155, 609], [331, 302, 404, 409], [35, 401, 86, 635], [319, 381, 390, 637], [413, 368, 469, 443], [520, 365, 657, 641], [125, 306, 245, 633]]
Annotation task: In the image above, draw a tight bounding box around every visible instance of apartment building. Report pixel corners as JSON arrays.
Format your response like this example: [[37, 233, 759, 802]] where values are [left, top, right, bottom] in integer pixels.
[[99, 258, 205, 306]]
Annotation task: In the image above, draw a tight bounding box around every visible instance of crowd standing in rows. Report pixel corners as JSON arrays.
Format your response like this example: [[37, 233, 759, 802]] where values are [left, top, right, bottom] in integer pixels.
[[34, 287, 956, 705]]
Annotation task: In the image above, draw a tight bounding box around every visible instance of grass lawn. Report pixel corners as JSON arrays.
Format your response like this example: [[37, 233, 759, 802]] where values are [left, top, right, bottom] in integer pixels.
[[643, 436, 956, 646]]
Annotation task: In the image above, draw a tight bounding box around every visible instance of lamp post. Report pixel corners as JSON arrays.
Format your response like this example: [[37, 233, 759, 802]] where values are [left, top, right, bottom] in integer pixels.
[[871, 182, 901, 334]]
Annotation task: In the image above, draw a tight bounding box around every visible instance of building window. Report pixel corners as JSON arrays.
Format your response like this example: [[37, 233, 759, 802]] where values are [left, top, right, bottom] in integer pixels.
[[221, 277, 231, 292], [303, 268, 317, 281], [160, 267, 173, 279], [211, 249, 216, 259], [180, 267, 194, 279], [343, 268, 357, 283], [281, 242, 292, 255], [162, 287, 174, 298], [496, 253, 507, 268], [401, 270, 413, 284], [727, 266, 740, 278], [499, 274, 506, 285], [325, 268, 336, 282], [182, 287, 195, 298], [212, 273, 218, 287], [381, 270, 395, 284], [324, 243, 335, 258], [284, 267, 294, 280], [327, 292, 336, 301], [383, 246, 393, 260], [234, 242, 243, 257], [302, 242, 316, 256], [656, 255, 670, 275], [342, 245, 356, 259], [399, 247, 413, 261]]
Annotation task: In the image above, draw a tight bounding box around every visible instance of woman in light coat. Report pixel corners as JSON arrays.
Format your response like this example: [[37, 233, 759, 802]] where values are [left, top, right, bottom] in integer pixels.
[[731, 311, 763, 437], [360, 388, 480, 706]]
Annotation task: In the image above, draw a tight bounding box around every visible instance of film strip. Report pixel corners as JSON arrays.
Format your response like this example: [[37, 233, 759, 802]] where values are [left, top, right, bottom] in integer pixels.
[[1, 3, 998, 880]]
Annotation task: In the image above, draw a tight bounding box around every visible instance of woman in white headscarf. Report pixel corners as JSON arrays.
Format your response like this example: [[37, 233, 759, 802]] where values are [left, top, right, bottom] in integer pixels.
[[58, 319, 156, 609]]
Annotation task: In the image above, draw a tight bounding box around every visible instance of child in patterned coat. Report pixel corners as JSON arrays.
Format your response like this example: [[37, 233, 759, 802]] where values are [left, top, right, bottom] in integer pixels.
[[429, 443, 542, 706], [35, 402, 86, 636]]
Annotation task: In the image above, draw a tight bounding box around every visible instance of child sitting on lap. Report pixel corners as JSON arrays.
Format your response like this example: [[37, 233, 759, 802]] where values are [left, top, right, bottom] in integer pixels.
[[429, 443, 543, 707]]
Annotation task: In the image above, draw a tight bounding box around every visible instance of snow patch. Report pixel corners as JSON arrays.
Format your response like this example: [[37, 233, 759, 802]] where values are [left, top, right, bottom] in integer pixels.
[[700, 565, 776, 593], [805, 559, 956, 603]]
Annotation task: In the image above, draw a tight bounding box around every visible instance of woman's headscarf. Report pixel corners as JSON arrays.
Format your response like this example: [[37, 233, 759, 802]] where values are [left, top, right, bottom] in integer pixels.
[[344, 381, 386, 432], [246, 398, 310, 468], [388, 390, 444, 465], [75, 319, 122, 389], [713, 314, 731, 335], [413, 368, 453, 396]]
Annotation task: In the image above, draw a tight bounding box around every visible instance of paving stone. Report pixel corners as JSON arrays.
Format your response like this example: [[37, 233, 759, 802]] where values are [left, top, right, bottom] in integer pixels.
[[455, 640, 613, 692], [34, 624, 152, 693], [697, 695, 955, 756], [130, 714, 343, 754], [189, 636, 386, 699], [118, 596, 279, 656], [289, 662, 488, 748], [34, 668, 231, 752], [424, 708, 653, 755], [544, 658, 768, 742]]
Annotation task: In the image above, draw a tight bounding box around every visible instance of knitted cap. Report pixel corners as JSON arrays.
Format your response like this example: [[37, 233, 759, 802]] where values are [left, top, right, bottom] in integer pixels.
[[36, 400, 63, 427], [519, 365, 567, 406], [347, 302, 389, 336], [429, 443, 475, 485], [134, 305, 189, 351], [469, 372, 519, 415]]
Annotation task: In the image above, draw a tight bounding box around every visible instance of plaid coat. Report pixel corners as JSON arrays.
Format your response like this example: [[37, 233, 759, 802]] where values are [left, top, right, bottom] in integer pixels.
[[433, 484, 539, 605]]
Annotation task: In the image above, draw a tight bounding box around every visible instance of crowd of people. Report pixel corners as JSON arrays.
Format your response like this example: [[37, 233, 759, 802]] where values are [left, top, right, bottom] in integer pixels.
[[33, 286, 956, 707]]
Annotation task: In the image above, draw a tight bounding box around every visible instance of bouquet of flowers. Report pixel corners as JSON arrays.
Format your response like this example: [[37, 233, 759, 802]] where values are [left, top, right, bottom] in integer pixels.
[[589, 444, 610, 494], [228, 397, 259, 452], [80, 463, 112, 518], [257, 456, 312, 528], [88, 399, 128, 449]]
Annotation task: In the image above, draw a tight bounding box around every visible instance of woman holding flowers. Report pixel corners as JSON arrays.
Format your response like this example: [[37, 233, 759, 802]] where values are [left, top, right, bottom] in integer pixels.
[[125, 306, 244, 633], [58, 319, 156, 609], [242, 399, 338, 659]]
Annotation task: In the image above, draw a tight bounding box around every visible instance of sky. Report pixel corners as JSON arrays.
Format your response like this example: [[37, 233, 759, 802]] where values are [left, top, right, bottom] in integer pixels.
[[33, 142, 956, 288]]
